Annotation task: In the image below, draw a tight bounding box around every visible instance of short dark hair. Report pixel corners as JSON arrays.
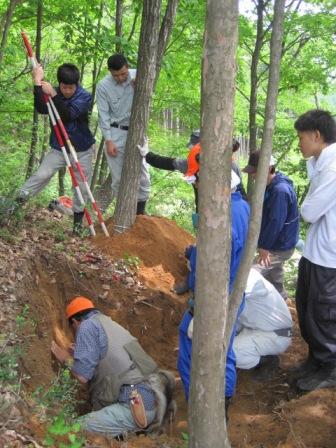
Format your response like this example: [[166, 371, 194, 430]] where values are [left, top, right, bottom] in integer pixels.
[[69, 308, 95, 323], [107, 54, 128, 71], [294, 109, 336, 144], [57, 63, 80, 85], [232, 138, 240, 153]]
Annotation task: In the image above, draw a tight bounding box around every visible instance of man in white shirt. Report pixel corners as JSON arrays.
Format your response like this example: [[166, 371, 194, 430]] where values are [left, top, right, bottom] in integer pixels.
[[234, 269, 292, 376], [96, 54, 150, 215], [293, 109, 336, 391]]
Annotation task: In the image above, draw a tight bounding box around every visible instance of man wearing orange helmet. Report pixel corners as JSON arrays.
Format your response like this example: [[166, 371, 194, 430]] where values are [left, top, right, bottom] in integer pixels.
[[51, 296, 176, 438]]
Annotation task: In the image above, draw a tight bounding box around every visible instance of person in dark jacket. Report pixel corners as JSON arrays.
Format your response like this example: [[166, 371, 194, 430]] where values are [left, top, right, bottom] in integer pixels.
[[177, 171, 250, 420], [243, 151, 299, 299], [16, 63, 96, 234]]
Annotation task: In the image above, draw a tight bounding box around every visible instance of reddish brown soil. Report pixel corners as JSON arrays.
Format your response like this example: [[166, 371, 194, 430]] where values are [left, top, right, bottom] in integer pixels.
[[4, 212, 336, 447]]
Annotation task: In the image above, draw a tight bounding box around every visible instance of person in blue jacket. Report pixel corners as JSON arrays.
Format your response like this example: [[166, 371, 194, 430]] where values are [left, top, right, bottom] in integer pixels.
[[177, 170, 250, 418], [15, 63, 96, 235], [243, 151, 299, 299]]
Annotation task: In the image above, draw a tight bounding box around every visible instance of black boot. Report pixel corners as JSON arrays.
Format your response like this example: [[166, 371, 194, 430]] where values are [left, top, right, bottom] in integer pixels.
[[136, 201, 147, 215], [73, 211, 84, 236], [297, 365, 336, 392], [251, 355, 280, 381]]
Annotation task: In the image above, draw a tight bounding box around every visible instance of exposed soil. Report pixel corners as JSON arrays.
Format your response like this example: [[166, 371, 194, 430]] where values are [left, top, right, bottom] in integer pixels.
[[1, 210, 336, 447]]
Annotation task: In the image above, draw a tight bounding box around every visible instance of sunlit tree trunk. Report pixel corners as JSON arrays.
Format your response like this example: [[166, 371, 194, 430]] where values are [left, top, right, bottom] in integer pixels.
[[226, 0, 286, 344], [188, 1, 238, 446]]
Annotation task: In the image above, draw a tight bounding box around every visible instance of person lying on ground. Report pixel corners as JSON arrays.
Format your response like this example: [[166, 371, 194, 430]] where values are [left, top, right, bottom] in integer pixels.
[[13, 63, 95, 236], [243, 151, 299, 300], [51, 296, 176, 438], [291, 109, 336, 392], [233, 268, 292, 380], [138, 133, 247, 213], [177, 170, 250, 420]]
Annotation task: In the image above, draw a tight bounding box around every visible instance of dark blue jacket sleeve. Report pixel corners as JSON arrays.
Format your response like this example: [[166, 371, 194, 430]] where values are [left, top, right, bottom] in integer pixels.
[[34, 85, 48, 114], [258, 190, 289, 250]]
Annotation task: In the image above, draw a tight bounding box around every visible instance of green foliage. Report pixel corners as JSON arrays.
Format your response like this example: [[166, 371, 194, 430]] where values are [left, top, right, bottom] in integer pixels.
[[33, 368, 80, 419], [45, 413, 84, 448], [123, 252, 141, 270]]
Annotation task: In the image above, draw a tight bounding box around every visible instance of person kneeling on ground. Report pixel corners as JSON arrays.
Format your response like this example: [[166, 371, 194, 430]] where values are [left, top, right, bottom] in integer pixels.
[[51, 296, 176, 438], [234, 268, 293, 380], [177, 170, 250, 419]]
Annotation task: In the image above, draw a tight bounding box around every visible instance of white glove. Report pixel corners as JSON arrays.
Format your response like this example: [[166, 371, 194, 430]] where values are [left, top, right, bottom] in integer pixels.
[[137, 137, 149, 157]]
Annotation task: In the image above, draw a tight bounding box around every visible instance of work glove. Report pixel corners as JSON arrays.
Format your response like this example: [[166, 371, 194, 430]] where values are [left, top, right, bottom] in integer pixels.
[[137, 137, 149, 157]]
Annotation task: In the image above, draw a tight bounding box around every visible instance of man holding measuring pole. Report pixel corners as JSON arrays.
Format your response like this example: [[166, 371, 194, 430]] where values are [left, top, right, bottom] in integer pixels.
[[16, 62, 96, 235]]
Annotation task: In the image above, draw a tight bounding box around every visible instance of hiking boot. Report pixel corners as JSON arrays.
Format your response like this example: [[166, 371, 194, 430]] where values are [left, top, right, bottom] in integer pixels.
[[73, 211, 84, 236], [287, 356, 320, 381], [251, 355, 280, 381], [297, 365, 336, 392]]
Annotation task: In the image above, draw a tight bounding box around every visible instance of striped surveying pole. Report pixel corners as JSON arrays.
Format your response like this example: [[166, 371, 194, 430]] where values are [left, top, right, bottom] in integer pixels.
[[21, 31, 109, 237], [43, 94, 96, 236]]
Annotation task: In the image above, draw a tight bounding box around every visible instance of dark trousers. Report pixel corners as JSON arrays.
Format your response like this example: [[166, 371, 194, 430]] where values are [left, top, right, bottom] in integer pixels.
[[296, 257, 336, 366]]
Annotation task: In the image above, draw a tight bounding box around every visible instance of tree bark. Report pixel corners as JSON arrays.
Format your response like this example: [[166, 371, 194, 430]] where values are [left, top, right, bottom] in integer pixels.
[[115, 0, 123, 53], [91, 0, 104, 109], [58, 167, 66, 196], [25, 0, 43, 180], [225, 0, 286, 344], [0, 0, 22, 66], [188, 1, 238, 447], [113, 0, 162, 230], [90, 136, 104, 190], [247, 0, 265, 196]]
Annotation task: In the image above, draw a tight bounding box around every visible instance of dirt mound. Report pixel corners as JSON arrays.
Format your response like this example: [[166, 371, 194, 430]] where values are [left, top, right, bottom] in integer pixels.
[[94, 215, 194, 292]]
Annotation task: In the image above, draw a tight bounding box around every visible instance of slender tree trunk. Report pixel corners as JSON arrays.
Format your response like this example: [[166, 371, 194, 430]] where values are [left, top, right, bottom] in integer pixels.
[[91, 0, 104, 109], [115, 0, 123, 53], [39, 115, 49, 163], [91, 137, 104, 190], [113, 0, 162, 229], [79, 14, 88, 83], [188, 1, 238, 447], [0, 0, 22, 66], [225, 0, 286, 344], [25, 0, 43, 180], [247, 0, 265, 196], [58, 167, 66, 196]]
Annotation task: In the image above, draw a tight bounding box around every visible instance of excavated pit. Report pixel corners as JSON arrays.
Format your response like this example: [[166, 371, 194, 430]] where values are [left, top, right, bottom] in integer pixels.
[[2, 212, 336, 447]]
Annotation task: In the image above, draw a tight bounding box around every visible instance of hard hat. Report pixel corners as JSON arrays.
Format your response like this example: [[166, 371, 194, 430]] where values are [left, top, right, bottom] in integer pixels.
[[66, 296, 95, 319]]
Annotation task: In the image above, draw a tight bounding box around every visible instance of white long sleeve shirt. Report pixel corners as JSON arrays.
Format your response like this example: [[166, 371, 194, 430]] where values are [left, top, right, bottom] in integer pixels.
[[237, 269, 292, 332], [301, 143, 336, 268]]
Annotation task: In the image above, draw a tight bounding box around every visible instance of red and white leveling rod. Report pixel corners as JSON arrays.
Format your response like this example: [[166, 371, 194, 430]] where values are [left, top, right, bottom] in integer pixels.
[[21, 31, 109, 237]]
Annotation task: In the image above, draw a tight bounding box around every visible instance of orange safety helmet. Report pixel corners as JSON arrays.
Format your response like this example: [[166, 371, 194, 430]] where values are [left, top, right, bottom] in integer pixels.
[[66, 296, 95, 319], [185, 143, 201, 177]]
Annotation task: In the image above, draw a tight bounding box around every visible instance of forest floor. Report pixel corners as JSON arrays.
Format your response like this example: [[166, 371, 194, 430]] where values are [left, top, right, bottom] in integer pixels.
[[0, 208, 336, 448]]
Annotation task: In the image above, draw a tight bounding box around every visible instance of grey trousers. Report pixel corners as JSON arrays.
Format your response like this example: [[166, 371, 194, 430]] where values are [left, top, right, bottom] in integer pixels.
[[19, 146, 95, 213], [78, 402, 156, 439], [253, 248, 295, 299], [104, 147, 151, 203]]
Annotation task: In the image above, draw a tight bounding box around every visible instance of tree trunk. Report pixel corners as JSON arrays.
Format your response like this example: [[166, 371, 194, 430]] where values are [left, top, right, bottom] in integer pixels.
[[115, 0, 123, 53], [26, 0, 43, 180], [188, 1, 238, 447], [90, 137, 104, 190], [79, 14, 88, 83], [58, 167, 66, 196], [247, 0, 265, 197], [113, 0, 162, 230], [0, 0, 22, 66], [225, 0, 286, 344], [91, 0, 104, 109], [39, 115, 49, 163]]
